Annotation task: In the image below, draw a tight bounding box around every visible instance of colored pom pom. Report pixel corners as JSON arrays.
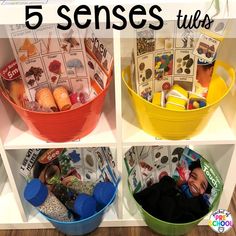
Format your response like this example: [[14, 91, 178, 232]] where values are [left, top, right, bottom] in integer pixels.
[[188, 104, 194, 110], [199, 100, 206, 107], [193, 101, 200, 108]]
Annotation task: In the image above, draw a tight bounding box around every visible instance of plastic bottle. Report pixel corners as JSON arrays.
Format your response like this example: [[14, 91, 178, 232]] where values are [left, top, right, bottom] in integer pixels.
[[74, 193, 96, 219], [24, 178, 73, 222], [93, 182, 116, 209]]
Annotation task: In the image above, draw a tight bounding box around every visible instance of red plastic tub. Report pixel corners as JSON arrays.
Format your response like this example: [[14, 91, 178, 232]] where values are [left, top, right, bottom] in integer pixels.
[[1, 77, 112, 142]]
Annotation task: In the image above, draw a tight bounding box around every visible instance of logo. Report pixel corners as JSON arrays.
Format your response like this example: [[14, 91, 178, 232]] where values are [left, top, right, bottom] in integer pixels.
[[208, 209, 233, 233]]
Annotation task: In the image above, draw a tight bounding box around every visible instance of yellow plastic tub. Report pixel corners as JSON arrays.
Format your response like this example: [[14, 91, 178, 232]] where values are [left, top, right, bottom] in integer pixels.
[[122, 60, 235, 140]]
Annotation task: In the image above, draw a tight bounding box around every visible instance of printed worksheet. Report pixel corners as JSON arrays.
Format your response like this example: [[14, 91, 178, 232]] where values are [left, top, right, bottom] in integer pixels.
[[6, 24, 91, 101]]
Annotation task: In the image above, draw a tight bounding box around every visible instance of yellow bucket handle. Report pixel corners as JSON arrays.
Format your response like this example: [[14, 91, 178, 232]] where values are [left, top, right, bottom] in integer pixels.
[[214, 60, 235, 89]]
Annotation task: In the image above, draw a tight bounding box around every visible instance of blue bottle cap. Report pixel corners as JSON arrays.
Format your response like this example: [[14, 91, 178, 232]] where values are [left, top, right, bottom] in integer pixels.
[[74, 193, 96, 219], [24, 179, 48, 207], [93, 182, 115, 207], [199, 100, 207, 107]]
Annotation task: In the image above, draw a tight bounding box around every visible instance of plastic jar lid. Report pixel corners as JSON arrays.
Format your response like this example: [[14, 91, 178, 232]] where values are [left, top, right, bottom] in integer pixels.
[[24, 178, 48, 207], [74, 193, 96, 219], [93, 182, 116, 207]]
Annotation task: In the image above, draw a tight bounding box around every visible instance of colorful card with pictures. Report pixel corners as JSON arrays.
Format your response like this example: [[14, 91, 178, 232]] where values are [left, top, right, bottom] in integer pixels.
[[94, 147, 107, 170], [137, 53, 154, 84], [155, 51, 173, 77], [174, 50, 196, 76], [83, 148, 98, 171], [169, 146, 185, 175], [128, 165, 142, 193], [139, 157, 154, 179], [153, 76, 172, 93], [85, 28, 113, 77], [6, 24, 91, 102], [136, 27, 155, 56], [124, 147, 138, 174], [102, 147, 119, 183], [125, 146, 189, 193], [152, 146, 169, 168], [193, 34, 220, 63], [138, 81, 153, 102]]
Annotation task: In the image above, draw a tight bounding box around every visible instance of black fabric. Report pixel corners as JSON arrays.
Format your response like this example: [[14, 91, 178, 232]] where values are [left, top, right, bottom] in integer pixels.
[[133, 176, 209, 223]]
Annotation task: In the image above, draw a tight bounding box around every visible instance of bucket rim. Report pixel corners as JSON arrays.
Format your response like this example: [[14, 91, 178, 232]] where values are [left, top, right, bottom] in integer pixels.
[[44, 181, 119, 225], [1, 75, 112, 115], [122, 60, 235, 113]]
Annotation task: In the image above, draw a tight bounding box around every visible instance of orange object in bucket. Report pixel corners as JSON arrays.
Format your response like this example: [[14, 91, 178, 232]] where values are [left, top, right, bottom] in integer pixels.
[[1, 77, 112, 142], [35, 87, 58, 112], [53, 86, 72, 111]]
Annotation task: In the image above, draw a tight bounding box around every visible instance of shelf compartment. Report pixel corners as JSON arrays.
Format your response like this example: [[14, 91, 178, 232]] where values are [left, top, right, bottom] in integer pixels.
[[122, 106, 236, 146], [1, 77, 116, 149], [3, 109, 116, 149], [122, 144, 236, 227], [0, 180, 119, 229]]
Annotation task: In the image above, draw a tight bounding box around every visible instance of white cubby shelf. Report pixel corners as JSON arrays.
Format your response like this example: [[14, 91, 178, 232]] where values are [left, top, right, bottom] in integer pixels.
[[0, 0, 236, 231]]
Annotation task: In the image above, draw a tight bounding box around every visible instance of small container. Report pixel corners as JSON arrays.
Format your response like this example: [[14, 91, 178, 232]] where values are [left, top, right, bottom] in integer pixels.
[[53, 86, 72, 111], [166, 95, 187, 110], [152, 92, 165, 107], [62, 176, 95, 195], [93, 182, 116, 207], [35, 87, 58, 111], [24, 178, 73, 222], [74, 193, 96, 219], [167, 84, 188, 99]]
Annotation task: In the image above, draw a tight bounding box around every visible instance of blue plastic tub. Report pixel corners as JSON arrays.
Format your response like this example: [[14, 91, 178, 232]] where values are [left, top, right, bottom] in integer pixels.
[[44, 184, 119, 235]]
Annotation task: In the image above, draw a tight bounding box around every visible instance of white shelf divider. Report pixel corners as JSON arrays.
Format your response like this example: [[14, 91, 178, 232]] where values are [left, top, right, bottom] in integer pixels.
[[0, 142, 28, 222], [113, 28, 124, 220]]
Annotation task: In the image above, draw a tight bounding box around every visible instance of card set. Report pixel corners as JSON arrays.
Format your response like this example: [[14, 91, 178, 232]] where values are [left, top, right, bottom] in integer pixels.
[[133, 20, 227, 101], [133, 22, 199, 101], [20, 147, 119, 187], [6, 25, 113, 104], [6, 24, 92, 102], [172, 147, 223, 207], [124, 145, 185, 193], [193, 34, 220, 63], [85, 28, 113, 95], [125, 146, 223, 208]]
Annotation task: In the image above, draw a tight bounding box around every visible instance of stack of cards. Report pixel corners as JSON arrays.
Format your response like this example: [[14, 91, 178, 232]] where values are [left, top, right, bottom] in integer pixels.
[[133, 22, 199, 102], [132, 19, 228, 103], [85, 29, 113, 97], [6, 24, 92, 103], [124, 145, 185, 193]]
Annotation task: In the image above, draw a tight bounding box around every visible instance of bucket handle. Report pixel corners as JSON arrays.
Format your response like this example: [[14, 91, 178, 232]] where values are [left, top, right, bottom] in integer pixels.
[[214, 60, 235, 91], [122, 66, 134, 98]]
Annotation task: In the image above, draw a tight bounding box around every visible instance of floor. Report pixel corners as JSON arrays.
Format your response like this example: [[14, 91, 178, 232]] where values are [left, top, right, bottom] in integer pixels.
[[0, 187, 235, 236]]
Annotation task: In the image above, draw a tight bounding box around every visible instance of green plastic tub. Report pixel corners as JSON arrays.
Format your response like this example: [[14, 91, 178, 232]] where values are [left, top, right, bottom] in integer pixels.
[[130, 184, 221, 236]]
